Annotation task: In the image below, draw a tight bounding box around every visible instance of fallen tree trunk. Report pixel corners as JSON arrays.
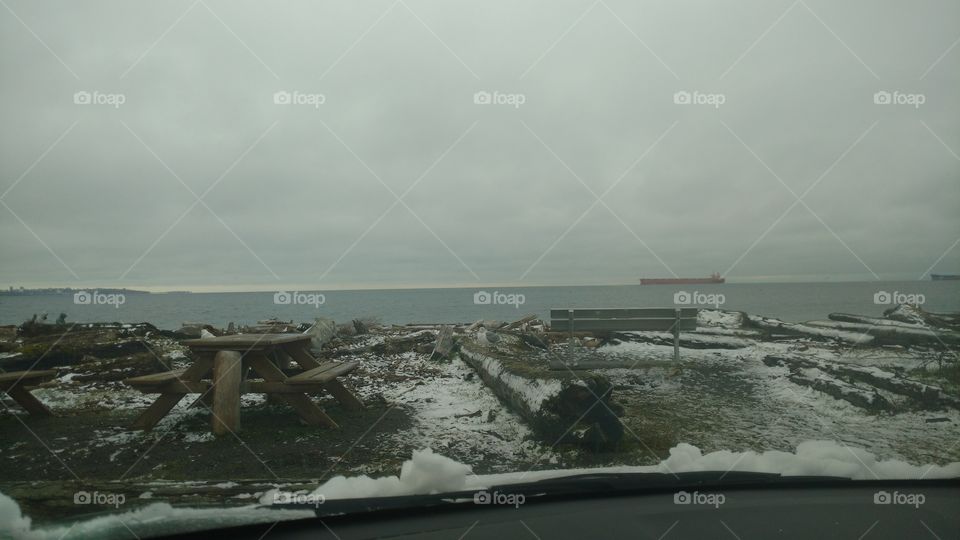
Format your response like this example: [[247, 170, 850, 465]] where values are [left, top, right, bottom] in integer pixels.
[[763, 355, 960, 411], [608, 331, 753, 350], [821, 315, 960, 346], [459, 339, 623, 450], [745, 315, 874, 345], [786, 368, 893, 412]]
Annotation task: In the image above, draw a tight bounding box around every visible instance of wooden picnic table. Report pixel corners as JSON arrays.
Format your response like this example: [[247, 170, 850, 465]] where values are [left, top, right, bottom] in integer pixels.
[[125, 333, 363, 436]]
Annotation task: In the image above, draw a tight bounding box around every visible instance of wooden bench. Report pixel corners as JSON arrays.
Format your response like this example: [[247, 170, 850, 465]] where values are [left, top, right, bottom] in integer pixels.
[[0, 370, 58, 416], [551, 307, 698, 361]]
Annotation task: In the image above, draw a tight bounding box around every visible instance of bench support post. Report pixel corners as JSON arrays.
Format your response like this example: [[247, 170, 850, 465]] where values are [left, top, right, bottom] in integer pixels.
[[673, 308, 681, 362], [567, 309, 575, 365]]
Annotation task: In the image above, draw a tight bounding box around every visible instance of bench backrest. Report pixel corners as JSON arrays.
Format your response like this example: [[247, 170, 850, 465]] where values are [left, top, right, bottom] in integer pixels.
[[550, 308, 698, 332]]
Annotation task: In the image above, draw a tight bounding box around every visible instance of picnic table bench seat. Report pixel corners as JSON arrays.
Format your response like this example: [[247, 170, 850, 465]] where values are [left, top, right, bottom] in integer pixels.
[[0, 369, 58, 416], [125, 369, 188, 388], [285, 361, 359, 385]]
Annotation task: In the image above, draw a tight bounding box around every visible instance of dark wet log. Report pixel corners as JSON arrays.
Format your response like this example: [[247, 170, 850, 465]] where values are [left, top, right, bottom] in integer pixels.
[[764, 355, 959, 411], [787, 369, 893, 412], [460, 339, 623, 450]]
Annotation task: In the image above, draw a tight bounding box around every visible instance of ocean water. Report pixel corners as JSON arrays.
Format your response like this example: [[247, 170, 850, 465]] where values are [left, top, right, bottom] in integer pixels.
[[1, 281, 957, 330]]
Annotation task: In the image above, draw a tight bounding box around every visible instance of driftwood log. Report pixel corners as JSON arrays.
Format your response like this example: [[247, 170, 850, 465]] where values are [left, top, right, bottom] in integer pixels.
[[429, 326, 456, 360], [459, 337, 623, 450], [764, 355, 959, 411]]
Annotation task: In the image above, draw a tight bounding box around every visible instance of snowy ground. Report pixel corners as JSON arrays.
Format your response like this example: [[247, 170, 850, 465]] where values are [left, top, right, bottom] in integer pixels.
[[585, 311, 960, 466]]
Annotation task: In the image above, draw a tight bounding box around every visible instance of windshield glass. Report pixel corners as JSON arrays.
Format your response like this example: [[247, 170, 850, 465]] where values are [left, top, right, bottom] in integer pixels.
[[1, 1, 958, 538]]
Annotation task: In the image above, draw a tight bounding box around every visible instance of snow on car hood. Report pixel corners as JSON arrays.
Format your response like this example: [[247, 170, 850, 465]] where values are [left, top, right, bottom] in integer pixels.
[[4, 441, 959, 539]]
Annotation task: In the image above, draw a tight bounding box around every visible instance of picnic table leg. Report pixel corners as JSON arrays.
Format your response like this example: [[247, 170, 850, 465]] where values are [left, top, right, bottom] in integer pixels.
[[246, 353, 339, 428], [132, 394, 185, 430], [281, 344, 321, 370], [211, 350, 243, 436], [323, 379, 364, 411], [284, 343, 364, 410], [189, 391, 215, 409], [7, 385, 53, 417], [131, 353, 213, 430]]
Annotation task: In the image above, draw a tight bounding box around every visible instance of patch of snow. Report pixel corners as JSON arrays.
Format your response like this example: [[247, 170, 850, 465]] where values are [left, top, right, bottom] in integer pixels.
[[269, 448, 472, 501], [274, 441, 960, 504], [458, 347, 562, 413], [0, 491, 313, 540], [698, 309, 742, 328]]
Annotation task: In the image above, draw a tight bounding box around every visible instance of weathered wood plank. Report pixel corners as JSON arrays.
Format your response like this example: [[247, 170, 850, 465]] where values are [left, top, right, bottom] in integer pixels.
[[125, 369, 187, 387], [429, 326, 455, 360], [211, 351, 243, 436], [286, 361, 359, 384], [182, 333, 311, 350], [0, 370, 57, 389]]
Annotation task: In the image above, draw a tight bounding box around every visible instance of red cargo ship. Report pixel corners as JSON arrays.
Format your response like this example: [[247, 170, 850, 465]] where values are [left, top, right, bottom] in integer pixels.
[[640, 272, 725, 285]]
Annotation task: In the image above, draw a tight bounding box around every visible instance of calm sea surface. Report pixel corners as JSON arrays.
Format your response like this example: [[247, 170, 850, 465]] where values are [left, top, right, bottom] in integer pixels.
[[0, 281, 957, 330]]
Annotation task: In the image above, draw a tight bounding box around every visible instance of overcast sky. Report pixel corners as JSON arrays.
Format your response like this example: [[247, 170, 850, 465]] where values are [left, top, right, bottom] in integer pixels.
[[1, 0, 958, 291]]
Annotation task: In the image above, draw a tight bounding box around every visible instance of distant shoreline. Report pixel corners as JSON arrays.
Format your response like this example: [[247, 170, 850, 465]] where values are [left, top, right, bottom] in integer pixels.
[[0, 288, 150, 297], [1, 278, 956, 296]]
